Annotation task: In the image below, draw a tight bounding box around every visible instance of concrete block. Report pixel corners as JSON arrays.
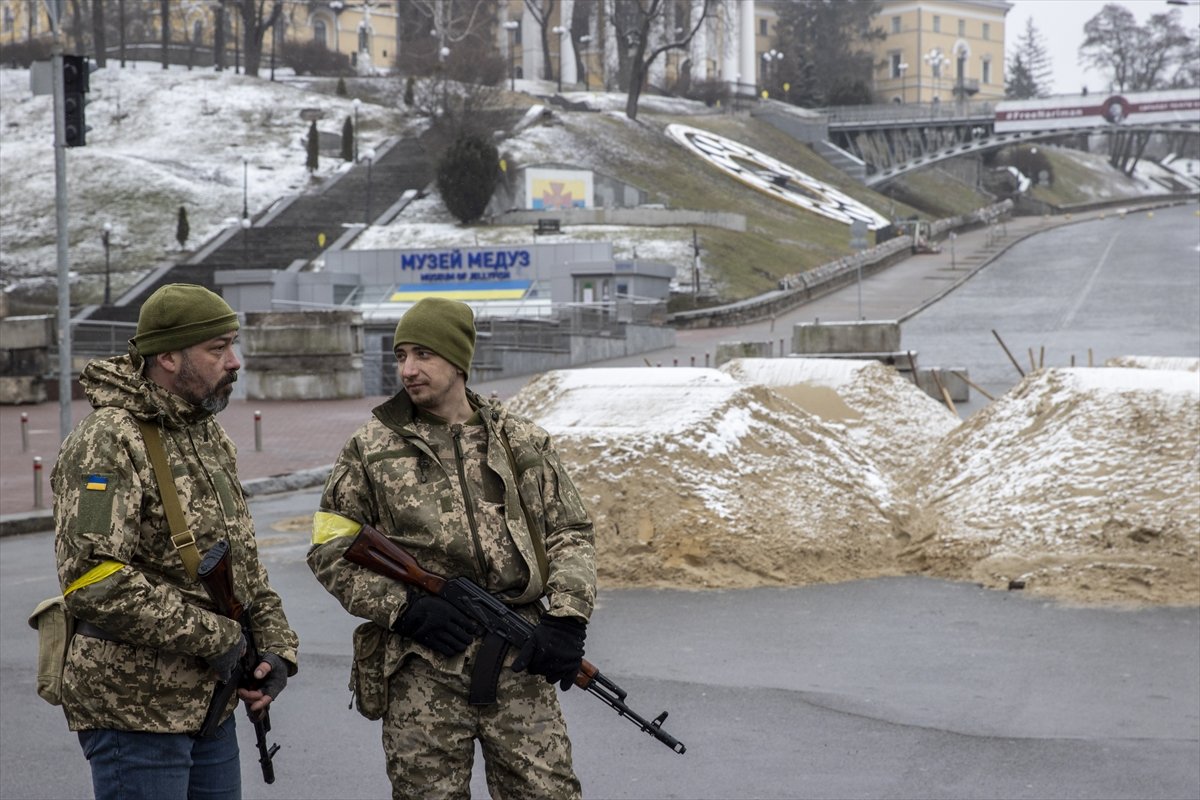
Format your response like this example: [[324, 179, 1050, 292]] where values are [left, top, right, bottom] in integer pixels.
[[792, 320, 900, 354], [0, 348, 50, 377], [0, 315, 55, 349], [245, 369, 365, 401], [242, 310, 364, 356], [715, 341, 774, 367], [0, 375, 47, 405]]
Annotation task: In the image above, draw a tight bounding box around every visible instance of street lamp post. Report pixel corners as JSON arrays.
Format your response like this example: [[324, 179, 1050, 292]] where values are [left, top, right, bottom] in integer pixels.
[[101, 223, 112, 306], [898, 61, 909, 104], [761, 49, 782, 96], [579, 34, 592, 90], [551, 25, 566, 93], [363, 148, 376, 226], [503, 20, 519, 91], [240, 217, 250, 269], [241, 156, 249, 220], [924, 48, 946, 106], [352, 98, 360, 163]]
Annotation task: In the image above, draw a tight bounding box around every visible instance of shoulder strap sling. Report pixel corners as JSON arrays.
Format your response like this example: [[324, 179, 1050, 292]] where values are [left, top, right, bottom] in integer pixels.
[[135, 420, 201, 581]]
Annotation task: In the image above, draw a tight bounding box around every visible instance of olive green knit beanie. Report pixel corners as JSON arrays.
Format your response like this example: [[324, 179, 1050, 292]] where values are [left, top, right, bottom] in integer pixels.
[[392, 297, 476, 375], [131, 284, 239, 356]]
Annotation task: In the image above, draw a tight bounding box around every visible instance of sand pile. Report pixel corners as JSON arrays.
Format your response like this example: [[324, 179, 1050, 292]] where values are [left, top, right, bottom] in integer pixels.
[[898, 367, 1200, 606], [1106, 355, 1199, 372], [506, 368, 903, 589], [719, 358, 959, 485]]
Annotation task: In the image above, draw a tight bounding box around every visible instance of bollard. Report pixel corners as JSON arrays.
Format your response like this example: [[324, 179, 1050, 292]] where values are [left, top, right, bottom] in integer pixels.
[[690, 355, 695, 367], [704, 352, 710, 367], [33, 456, 44, 509], [254, 410, 263, 452], [21, 412, 29, 453]]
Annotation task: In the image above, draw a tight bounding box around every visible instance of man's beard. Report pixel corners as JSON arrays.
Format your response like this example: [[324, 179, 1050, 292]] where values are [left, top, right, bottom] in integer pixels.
[[178, 354, 237, 414]]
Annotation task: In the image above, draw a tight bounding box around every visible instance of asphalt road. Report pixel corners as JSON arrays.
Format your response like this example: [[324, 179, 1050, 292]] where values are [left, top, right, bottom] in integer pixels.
[[2, 205, 1198, 799], [3, 488, 1198, 800]]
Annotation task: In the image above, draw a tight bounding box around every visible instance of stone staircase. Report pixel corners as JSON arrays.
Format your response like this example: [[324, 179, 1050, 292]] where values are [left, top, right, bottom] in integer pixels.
[[81, 136, 434, 326]]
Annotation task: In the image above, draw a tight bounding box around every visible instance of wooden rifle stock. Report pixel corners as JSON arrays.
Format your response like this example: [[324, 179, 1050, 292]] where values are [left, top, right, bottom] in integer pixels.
[[342, 524, 686, 754], [197, 540, 282, 782]]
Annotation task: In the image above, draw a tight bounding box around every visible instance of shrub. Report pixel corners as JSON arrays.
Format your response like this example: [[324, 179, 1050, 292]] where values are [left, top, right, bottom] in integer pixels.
[[436, 134, 500, 224], [281, 40, 352, 76], [307, 120, 319, 173], [341, 116, 354, 162], [176, 206, 190, 248]]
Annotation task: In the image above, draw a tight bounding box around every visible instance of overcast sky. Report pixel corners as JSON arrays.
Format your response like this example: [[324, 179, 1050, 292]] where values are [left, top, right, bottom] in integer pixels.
[[1006, 0, 1200, 96]]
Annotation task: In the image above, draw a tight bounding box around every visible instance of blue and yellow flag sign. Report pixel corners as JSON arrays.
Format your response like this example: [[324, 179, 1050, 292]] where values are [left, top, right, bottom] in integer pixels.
[[85, 475, 108, 491]]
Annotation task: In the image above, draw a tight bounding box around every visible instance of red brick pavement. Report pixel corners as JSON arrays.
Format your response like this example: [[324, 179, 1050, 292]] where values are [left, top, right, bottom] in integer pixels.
[[0, 396, 388, 517]]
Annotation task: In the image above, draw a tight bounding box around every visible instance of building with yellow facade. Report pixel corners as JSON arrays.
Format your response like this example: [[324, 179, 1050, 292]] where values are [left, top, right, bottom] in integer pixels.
[[2, 0, 1012, 107]]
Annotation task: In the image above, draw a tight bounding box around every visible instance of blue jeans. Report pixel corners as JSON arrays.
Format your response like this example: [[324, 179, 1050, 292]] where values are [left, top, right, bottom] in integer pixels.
[[78, 714, 241, 800]]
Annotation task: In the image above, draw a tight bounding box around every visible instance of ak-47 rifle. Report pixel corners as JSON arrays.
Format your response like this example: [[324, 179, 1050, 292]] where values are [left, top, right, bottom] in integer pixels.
[[342, 523, 687, 755], [197, 539, 281, 783]]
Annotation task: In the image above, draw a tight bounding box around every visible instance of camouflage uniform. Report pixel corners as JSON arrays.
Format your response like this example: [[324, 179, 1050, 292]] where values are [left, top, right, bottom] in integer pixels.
[[51, 354, 299, 734], [307, 388, 595, 800]]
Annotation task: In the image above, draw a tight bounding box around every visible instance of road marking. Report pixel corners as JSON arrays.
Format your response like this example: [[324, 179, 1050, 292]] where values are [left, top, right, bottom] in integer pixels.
[[1057, 230, 1119, 330]]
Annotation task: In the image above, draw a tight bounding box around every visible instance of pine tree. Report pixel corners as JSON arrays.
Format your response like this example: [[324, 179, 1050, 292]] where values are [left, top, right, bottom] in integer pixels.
[[342, 117, 354, 162], [336, 76, 348, 96], [307, 120, 319, 173], [1008, 18, 1053, 98], [175, 206, 189, 248], [404, 76, 415, 108]]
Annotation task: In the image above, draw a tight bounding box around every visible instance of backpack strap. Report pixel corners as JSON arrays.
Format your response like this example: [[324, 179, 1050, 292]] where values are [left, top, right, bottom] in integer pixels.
[[135, 419, 201, 582]]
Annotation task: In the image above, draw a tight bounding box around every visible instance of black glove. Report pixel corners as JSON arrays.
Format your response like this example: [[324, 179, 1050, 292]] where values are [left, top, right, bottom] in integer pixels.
[[254, 652, 288, 701], [394, 595, 481, 657], [511, 615, 587, 691], [206, 632, 247, 683]]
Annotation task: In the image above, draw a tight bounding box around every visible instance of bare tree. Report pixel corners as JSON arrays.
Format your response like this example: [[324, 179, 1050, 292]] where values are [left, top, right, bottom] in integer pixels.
[[408, 0, 493, 67], [523, 0, 557, 82], [1080, 4, 1196, 173], [92, 0, 107, 67], [231, 0, 283, 77], [609, 0, 713, 120], [160, 0, 170, 69]]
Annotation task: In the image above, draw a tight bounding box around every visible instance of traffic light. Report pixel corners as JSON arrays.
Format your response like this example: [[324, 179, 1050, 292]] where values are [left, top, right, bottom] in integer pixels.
[[61, 54, 90, 148]]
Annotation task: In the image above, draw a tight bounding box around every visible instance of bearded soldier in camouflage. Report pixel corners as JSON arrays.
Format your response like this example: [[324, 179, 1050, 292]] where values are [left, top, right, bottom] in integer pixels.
[[51, 283, 299, 800], [307, 297, 596, 800]]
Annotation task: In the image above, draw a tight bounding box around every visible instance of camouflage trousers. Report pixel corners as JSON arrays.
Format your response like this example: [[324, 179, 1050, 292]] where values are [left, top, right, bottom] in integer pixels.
[[382, 655, 581, 800]]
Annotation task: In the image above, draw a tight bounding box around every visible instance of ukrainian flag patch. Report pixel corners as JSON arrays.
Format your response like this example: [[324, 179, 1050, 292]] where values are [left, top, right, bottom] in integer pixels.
[[85, 475, 109, 491]]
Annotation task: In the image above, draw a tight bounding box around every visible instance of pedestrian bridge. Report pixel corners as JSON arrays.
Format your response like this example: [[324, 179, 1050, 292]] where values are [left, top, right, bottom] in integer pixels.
[[821, 90, 1200, 186]]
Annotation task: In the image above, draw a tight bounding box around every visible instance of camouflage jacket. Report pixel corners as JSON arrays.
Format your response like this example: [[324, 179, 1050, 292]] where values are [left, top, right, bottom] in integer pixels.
[[50, 354, 299, 734], [306, 389, 595, 677]]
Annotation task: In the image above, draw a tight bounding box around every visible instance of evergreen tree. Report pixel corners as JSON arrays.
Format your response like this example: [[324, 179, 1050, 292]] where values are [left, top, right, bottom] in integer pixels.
[[1008, 18, 1053, 98], [1005, 52, 1039, 99], [175, 206, 190, 248], [336, 76, 348, 96], [773, 0, 884, 107], [436, 134, 500, 224], [342, 117, 354, 162], [307, 120, 319, 173], [404, 76, 416, 107]]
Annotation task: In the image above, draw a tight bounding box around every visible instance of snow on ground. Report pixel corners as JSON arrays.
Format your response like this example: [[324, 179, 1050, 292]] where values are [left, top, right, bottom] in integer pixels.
[[719, 357, 960, 484], [503, 362, 1199, 605], [899, 367, 1200, 606], [506, 368, 901, 589], [0, 64, 414, 303]]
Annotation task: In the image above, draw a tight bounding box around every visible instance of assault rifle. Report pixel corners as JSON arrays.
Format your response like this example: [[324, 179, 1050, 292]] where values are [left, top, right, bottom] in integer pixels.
[[198, 540, 281, 783], [342, 524, 687, 754]]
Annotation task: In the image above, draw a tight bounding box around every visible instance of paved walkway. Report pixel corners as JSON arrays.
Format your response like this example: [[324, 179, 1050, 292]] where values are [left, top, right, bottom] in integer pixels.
[[0, 204, 1163, 527]]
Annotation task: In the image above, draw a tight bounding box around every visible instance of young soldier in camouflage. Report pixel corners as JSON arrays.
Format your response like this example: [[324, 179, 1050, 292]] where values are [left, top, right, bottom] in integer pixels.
[[307, 297, 596, 800], [51, 283, 299, 800]]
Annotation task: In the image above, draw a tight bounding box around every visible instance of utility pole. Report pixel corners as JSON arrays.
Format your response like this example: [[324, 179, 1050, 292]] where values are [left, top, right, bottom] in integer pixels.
[[48, 0, 73, 440]]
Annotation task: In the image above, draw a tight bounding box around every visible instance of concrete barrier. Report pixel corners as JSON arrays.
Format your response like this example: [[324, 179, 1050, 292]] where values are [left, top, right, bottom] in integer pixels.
[[241, 310, 365, 400], [792, 321, 901, 354]]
